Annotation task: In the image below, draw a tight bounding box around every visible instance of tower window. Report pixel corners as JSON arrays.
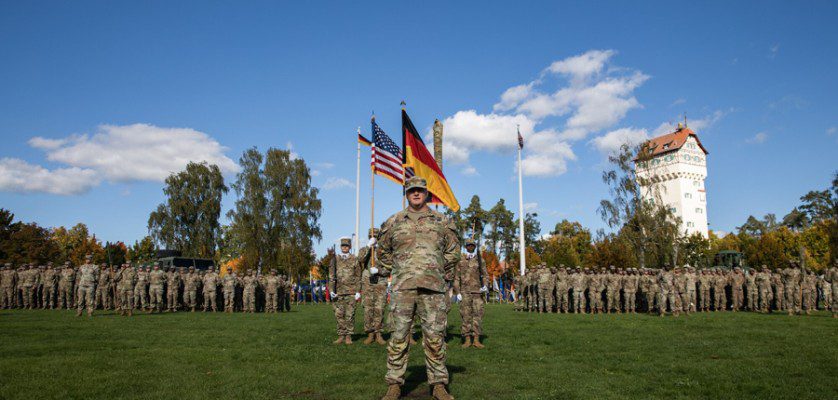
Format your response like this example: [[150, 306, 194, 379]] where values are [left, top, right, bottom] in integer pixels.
[[696, 208, 703, 214], [685, 193, 692, 199]]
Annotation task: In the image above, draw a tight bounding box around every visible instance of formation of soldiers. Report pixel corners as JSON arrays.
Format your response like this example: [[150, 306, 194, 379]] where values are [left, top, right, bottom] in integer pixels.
[[0, 255, 294, 316], [514, 261, 838, 317]]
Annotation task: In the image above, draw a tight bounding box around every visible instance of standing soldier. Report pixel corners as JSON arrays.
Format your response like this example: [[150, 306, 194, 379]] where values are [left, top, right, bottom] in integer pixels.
[[376, 176, 459, 400], [19, 265, 35, 309], [745, 268, 758, 311], [147, 263, 166, 313], [641, 269, 658, 314], [712, 269, 727, 311], [605, 266, 621, 314], [556, 267, 570, 313], [360, 228, 388, 345], [698, 269, 711, 312], [242, 269, 259, 313], [221, 267, 238, 313], [755, 266, 773, 313], [570, 267, 586, 314], [673, 268, 687, 314], [826, 261, 838, 318], [781, 261, 802, 315], [536, 264, 555, 314], [76, 255, 99, 317], [1, 263, 16, 308], [282, 275, 293, 312], [261, 270, 282, 313], [166, 267, 181, 312], [42, 263, 58, 309], [453, 238, 489, 349], [203, 267, 220, 312], [116, 263, 137, 316], [622, 269, 639, 313], [658, 267, 677, 316], [771, 269, 785, 312], [134, 266, 150, 312], [183, 267, 201, 312], [684, 266, 697, 314], [58, 262, 75, 309], [327, 237, 362, 345], [729, 267, 745, 312], [95, 264, 112, 310], [587, 268, 603, 314], [801, 269, 817, 315]]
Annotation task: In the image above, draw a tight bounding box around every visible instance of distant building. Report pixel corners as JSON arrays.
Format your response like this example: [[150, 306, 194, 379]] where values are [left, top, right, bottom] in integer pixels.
[[635, 124, 709, 237]]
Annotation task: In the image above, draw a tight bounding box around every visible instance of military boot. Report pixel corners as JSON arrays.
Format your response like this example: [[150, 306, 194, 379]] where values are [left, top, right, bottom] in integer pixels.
[[76, 309, 82, 317], [364, 333, 375, 345], [472, 335, 484, 349], [120, 310, 125, 316], [461, 336, 472, 348], [344, 335, 353, 345], [333, 336, 344, 345], [128, 309, 133, 317], [432, 384, 454, 400], [380, 384, 400, 400], [375, 332, 387, 345]]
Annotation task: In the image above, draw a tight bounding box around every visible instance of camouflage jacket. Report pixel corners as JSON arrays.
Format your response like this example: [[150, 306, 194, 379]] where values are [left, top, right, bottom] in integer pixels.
[[117, 268, 136, 290], [221, 274, 238, 291], [148, 270, 166, 286], [202, 272, 219, 290], [454, 253, 489, 294], [77, 264, 99, 286], [376, 208, 460, 293], [261, 275, 282, 292], [570, 273, 586, 291], [242, 275, 259, 291], [329, 253, 361, 295], [59, 268, 75, 285], [184, 273, 201, 291]]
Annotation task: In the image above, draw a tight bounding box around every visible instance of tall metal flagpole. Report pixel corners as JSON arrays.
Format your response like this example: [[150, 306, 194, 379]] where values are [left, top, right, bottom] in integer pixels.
[[355, 127, 361, 254], [517, 125, 526, 277]]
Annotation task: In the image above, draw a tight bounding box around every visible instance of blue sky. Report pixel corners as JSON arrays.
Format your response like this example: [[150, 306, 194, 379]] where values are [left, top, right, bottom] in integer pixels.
[[1, 1, 836, 255]]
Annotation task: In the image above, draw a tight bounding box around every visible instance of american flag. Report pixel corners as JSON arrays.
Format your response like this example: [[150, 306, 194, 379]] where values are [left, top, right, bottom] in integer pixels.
[[517, 126, 524, 150], [371, 119, 412, 184]]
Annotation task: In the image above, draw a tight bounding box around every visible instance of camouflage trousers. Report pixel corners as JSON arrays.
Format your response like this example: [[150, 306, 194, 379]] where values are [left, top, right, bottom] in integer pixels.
[[686, 289, 697, 312], [265, 290, 278, 312], [624, 291, 637, 312], [119, 287, 134, 311], [332, 294, 356, 336], [243, 288, 256, 312], [77, 283, 95, 313], [801, 290, 814, 312], [731, 289, 743, 310], [148, 285, 164, 311], [167, 287, 179, 310], [223, 290, 235, 311], [42, 284, 55, 309], [713, 288, 726, 311], [363, 286, 387, 333], [758, 287, 772, 311], [746, 287, 758, 310], [785, 285, 801, 313], [556, 286, 569, 312], [572, 289, 586, 313], [645, 291, 658, 312], [58, 284, 73, 309], [699, 289, 710, 310], [20, 285, 33, 308], [606, 289, 620, 312], [589, 289, 602, 311], [539, 287, 554, 312], [386, 288, 448, 386], [95, 286, 112, 309], [459, 292, 485, 336], [184, 289, 198, 309], [831, 286, 837, 315], [134, 285, 148, 309], [204, 289, 218, 311], [658, 290, 677, 314], [773, 287, 785, 310]]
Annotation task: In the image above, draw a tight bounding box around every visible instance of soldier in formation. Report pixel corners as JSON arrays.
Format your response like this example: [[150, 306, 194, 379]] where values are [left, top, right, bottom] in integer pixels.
[[360, 228, 388, 345], [453, 238, 489, 349], [327, 237, 361, 345]]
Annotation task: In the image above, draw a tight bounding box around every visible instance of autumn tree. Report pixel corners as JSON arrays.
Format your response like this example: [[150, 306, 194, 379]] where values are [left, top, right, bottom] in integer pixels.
[[128, 236, 157, 264], [50, 223, 105, 265]]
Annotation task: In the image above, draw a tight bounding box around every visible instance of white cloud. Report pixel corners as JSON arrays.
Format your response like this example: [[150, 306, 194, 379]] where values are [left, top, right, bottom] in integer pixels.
[[322, 177, 354, 190], [827, 126, 837, 136], [746, 132, 768, 144], [523, 202, 538, 212], [4, 123, 239, 195], [30, 124, 239, 182], [652, 110, 728, 137], [545, 49, 615, 85], [493, 82, 536, 112], [670, 98, 686, 107], [0, 158, 99, 195], [591, 127, 649, 155], [461, 165, 479, 176]]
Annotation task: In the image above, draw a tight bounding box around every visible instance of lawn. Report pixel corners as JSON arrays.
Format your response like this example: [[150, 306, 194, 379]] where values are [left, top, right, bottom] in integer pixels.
[[0, 304, 836, 400]]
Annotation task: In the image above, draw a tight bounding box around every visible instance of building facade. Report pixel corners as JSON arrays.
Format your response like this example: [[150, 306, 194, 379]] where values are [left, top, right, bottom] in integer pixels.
[[635, 125, 709, 237]]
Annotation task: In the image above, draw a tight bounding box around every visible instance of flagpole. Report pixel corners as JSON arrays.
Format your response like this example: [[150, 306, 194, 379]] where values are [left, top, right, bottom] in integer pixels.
[[401, 100, 407, 210], [517, 126, 526, 277], [371, 135, 376, 268], [355, 127, 361, 254]]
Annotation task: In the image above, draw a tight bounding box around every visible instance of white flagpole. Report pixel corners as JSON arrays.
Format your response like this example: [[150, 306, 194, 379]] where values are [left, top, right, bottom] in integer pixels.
[[355, 127, 362, 254], [517, 127, 526, 277]]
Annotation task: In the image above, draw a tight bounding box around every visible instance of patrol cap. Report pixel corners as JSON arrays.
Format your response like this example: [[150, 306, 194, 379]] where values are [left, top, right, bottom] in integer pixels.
[[340, 237, 352, 247], [404, 176, 427, 192]]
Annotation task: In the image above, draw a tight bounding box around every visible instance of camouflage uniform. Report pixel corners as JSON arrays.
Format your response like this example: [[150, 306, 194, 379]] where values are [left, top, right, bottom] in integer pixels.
[[203, 268, 220, 311], [58, 264, 75, 309], [261, 271, 282, 313], [729, 269, 745, 311], [698, 270, 711, 311], [622, 270, 639, 313], [587, 271, 603, 313], [556, 268, 569, 313], [166, 268, 181, 311], [454, 243, 489, 339], [755, 268, 773, 312], [1, 264, 16, 308], [771, 272, 785, 311], [536, 264, 555, 313], [221, 271, 238, 312], [745, 269, 758, 311], [712, 270, 727, 311], [242, 271, 259, 313], [605, 269, 621, 313], [570, 269, 586, 313], [377, 198, 460, 388], [95, 265, 112, 310], [360, 230, 388, 339], [20, 266, 36, 309], [134, 267, 149, 310], [801, 271, 817, 314], [328, 239, 361, 339], [657, 269, 677, 316], [781, 266, 802, 314], [41, 265, 57, 309], [76, 259, 99, 316], [684, 267, 697, 313], [148, 266, 166, 312], [826, 265, 838, 317], [183, 268, 202, 311], [116, 265, 136, 315], [673, 269, 687, 313]]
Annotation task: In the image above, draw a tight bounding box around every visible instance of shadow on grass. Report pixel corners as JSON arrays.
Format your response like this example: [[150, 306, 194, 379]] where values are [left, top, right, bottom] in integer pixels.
[[401, 364, 465, 398]]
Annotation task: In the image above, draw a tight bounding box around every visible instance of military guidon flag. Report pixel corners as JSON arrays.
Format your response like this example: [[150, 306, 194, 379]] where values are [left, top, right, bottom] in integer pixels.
[[371, 117, 410, 185]]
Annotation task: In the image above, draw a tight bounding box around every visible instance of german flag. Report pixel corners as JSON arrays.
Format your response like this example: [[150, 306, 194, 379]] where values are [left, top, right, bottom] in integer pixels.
[[402, 109, 460, 212], [358, 133, 372, 147]]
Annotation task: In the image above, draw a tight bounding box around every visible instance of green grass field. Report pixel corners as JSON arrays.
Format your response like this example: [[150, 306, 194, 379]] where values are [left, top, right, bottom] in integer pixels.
[[1, 304, 836, 400]]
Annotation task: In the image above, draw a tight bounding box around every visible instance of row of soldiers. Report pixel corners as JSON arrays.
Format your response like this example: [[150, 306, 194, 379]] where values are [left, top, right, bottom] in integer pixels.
[[0, 255, 294, 316], [515, 262, 838, 317]]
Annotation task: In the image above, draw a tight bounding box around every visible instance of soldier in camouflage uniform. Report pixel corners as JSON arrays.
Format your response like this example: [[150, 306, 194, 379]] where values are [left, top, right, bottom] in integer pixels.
[[328, 237, 361, 345], [771, 270, 785, 312], [95, 264, 112, 310], [817, 274, 831, 310], [360, 228, 388, 345], [76, 255, 99, 317], [622, 269, 638, 313], [729, 267, 745, 312], [242, 269, 259, 313], [165, 267, 181, 312], [116, 262, 136, 316], [454, 238, 489, 348], [604, 266, 621, 313], [183, 267, 202, 312], [712, 269, 727, 311], [377, 177, 459, 400], [1, 263, 16, 308], [826, 262, 838, 318], [570, 267, 586, 313], [587, 268, 603, 313], [755, 266, 773, 313], [148, 263, 166, 313], [261, 269, 282, 313], [19, 265, 36, 309], [745, 267, 758, 311], [203, 267, 220, 311], [673, 267, 687, 314], [537, 264, 555, 313], [41, 263, 57, 309], [221, 267, 238, 313], [641, 269, 658, 313], [556, 267, 569, 313], [697, 269, 711, 312], [684, 266, 697, 313], [657, 268, 677, 316], [781, 262, 802, 315], [58, 262, 75, 309], [134, 266, 149, 311], [801, 269, 817, 315]]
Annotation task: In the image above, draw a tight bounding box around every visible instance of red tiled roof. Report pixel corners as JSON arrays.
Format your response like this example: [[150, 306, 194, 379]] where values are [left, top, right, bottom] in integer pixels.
[[642, 127, 708, 158]]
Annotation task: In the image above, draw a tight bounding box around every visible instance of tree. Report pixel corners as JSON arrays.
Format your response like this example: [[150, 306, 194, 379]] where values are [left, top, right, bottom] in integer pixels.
[[226, 147, 322, 277], [0, 220, 60, 265], [485, 199, 515, 260], [679, 233, 711, 268], [50, 223, 105, 265], [520, 213, 542, 252], [798, 190, 835, 224], [103, 241, 128, 266], [129, 236, 157, 264], [599, 143, 680, 268], [148, 162, 227, 258], [738, 215, 767, 237], [588, 233, 637, 270]]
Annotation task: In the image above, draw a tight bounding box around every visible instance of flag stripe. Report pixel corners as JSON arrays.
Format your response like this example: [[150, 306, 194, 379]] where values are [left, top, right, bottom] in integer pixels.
[[371, 118, 405, 184]]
